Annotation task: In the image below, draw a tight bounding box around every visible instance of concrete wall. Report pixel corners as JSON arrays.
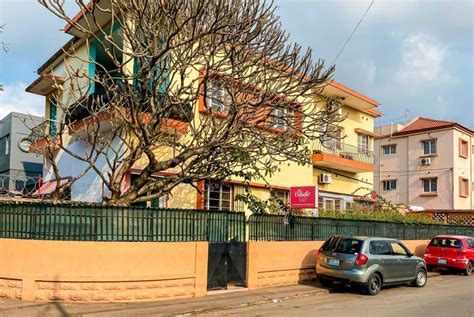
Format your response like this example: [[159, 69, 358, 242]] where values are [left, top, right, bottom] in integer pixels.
[[0, 239, 208, 302], [246, 240, 430, 290]]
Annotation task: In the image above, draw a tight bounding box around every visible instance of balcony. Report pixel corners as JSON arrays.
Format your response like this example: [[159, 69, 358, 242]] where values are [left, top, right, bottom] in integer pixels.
[[27, 120, 61, 153], [312, 140, 374, 173], [65, 87, 193, 136]]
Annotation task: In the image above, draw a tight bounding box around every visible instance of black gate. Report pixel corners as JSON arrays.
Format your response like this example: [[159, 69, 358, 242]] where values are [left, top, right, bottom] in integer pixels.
[[207, 242, 247, 290], [206, 211, 247, 290]]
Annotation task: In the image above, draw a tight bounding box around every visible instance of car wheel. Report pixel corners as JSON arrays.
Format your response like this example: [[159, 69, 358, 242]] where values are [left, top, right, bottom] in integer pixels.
[[366, 273, 382, 296], [464, 262, 472, 276], [412, 269, 427, 287], [319, 276, 333, 287]]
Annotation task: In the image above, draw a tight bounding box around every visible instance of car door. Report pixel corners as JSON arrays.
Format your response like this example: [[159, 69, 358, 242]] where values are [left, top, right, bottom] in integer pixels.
[[388, 241, 416, 281], [466, 239, 474, 261], [369, 240, 396, 283]]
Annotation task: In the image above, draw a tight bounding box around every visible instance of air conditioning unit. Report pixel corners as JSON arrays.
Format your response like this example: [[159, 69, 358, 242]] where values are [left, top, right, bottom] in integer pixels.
[[319, 173, 332, 184], [420, 157, 432, 166]]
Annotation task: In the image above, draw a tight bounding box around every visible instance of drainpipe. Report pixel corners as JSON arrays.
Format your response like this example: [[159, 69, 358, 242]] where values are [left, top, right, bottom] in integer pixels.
[[451, 167, 454, 210]]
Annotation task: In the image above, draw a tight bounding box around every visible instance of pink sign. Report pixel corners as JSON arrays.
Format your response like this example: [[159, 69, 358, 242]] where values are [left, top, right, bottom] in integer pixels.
[[290, 186, 318, 209]]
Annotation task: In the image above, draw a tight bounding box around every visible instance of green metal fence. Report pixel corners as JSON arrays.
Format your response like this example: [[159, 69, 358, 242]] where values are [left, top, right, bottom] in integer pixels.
[[248, 214, 474, 241], [0, 203, 246, 242]]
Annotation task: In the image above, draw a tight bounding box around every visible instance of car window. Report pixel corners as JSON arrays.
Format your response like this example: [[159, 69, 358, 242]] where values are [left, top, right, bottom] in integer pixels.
[[467, 239, 474, 248], [321, 237, 363, 254], [429, 238, 463, 249], [390, 242, 409, 256], [369, 241, 391, 255]]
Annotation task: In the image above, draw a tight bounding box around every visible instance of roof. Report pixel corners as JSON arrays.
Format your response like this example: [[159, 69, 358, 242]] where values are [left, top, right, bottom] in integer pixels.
[[390, 117, 474, 137], [326, 80, 380, 107]]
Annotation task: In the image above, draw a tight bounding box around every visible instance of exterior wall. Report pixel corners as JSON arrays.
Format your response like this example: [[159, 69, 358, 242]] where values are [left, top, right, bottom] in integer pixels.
[[0, 239, 208, 302], [246, 240, 430, 290], [375, 126, 473, 210], [0, 113, 43, 189]]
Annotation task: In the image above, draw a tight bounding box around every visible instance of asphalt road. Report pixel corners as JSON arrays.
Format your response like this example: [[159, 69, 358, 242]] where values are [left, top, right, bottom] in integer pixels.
[[204, 274, 474, 317]]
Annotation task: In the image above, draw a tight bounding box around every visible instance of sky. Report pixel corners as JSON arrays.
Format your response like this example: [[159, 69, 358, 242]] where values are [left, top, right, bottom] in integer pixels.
[[0, 0, 473, 128]]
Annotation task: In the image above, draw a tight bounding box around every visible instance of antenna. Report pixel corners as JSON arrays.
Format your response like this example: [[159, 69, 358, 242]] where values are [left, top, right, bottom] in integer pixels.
[[403, 109, 410, 124]]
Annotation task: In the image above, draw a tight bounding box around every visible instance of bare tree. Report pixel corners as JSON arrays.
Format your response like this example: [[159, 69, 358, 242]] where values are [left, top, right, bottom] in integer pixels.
[[35, 0, 342, 205]]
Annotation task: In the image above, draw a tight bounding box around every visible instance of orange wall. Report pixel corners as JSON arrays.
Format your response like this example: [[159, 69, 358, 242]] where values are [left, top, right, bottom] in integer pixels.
[[0, 239, 208, 302], [246, 240, 429, 289]]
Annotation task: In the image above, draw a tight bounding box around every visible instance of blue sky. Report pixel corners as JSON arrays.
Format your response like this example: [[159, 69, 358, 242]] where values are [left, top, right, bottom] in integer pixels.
[[0, 0, 473, 128]]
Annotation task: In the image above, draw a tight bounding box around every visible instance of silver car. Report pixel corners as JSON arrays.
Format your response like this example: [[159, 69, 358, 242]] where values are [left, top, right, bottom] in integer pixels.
[[316, 236, 427, 295]]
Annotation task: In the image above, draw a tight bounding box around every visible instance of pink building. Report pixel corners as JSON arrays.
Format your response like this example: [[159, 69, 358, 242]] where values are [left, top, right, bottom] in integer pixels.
[[375, 117, 474, 210]]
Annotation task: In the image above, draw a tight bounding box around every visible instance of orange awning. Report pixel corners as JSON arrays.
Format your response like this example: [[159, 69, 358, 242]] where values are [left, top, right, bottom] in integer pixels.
[[32, 178, 70, 196]]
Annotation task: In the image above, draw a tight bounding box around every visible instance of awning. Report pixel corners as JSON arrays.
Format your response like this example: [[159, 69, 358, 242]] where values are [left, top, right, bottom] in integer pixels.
[[25, 74, 65, 96], [32, 178, 70, 196], [355, 128, 381, 138]]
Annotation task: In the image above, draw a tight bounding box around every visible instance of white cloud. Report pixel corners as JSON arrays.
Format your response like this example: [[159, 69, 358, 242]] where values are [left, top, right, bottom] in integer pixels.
[[395, 33, 448, 88], [0, 82, 44, 119]]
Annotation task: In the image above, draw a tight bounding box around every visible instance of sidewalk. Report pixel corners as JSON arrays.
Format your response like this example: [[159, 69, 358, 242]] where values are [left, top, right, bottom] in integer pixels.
[[0, 282, 328, 317], [0, 273, 440, 317]]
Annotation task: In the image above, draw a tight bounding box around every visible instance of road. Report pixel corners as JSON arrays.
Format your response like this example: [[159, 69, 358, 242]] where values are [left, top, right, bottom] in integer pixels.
[[204, 274, 474, 317]]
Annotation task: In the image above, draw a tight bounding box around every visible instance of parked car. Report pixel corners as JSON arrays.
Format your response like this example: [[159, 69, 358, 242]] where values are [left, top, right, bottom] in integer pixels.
[[316, 235, 427, 295], [423, 235, 474, 275]]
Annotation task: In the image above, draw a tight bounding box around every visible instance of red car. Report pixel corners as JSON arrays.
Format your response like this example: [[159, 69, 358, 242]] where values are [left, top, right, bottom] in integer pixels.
[[424, 235, 474, 275]]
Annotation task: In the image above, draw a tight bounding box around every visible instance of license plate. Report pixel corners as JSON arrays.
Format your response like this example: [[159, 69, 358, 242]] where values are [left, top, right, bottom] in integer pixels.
[[438, 258, 447, 264], [327, 258, 340, 267]]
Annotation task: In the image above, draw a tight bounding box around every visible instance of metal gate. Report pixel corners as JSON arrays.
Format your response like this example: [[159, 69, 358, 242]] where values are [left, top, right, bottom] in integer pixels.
[[201, 210, 247, 290], [207, 242, 247, 290]]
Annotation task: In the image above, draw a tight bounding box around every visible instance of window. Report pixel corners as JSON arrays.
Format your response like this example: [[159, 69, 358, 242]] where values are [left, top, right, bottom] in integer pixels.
[[320, 124, 342, 148], [319, 197, 343, 211], [270, 107, 294, 131], [460, 177, 469, 197], [345, 202, 353, 210], [467, 239, 474, 248], [358, 134, 369, 153], [205, 182, 232, 211], [206, 82, 229, 113], [422, 139, 437, 155], [429, 238, 463, 249], [383, 144, 396, 155], [459, 139, 469, 158], [389, 242, 409, 256], [422, 178, 437, 193], [4, 135, 9, 155], [270, 190, 289, 208], [321, 237, 363, 254], [382, 180, 397, 191], [369, 241, 391, 255], [49, 98, 57, 137]]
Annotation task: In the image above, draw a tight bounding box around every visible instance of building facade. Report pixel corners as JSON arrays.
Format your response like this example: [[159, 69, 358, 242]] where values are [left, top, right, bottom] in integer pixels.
[[0, 112, 43, 194], [375, 117, 474, 210], [25, 4, 381, 214]]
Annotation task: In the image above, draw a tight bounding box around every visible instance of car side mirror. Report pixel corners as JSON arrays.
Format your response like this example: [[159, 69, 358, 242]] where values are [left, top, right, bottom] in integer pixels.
[[407, 252, 414, 257]]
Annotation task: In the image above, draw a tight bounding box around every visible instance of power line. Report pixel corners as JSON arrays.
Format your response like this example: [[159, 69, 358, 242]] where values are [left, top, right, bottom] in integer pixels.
[[331, 0, 375, 65]]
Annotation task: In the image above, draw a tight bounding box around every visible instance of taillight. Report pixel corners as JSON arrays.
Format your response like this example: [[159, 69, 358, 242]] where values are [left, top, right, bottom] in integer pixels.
[[458, 249, 467, 256], [355, 253, 369, 266]]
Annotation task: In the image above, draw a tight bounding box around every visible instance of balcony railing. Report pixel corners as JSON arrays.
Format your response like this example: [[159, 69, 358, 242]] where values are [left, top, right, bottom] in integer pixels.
[[313, 140, 374, 165]]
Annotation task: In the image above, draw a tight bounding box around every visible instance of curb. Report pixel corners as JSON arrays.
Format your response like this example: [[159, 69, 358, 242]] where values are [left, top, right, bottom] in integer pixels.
[[172, 288, 329, 316]]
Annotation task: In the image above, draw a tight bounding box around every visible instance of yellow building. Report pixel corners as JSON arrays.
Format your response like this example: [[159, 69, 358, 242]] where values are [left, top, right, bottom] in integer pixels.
[[25, 4, 381, 214]]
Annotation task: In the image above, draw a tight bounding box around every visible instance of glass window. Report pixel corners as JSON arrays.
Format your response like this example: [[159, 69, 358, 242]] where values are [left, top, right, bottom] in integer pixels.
[[4, 135, 9, 155], [382, 180, 397, 191], [467, 239, 474, 248], [205, 182, 232, 211], [383, 144, 396, 155], [460, 178, 469, 197], [270, 190, 289, 208], [429, 238, 463, 249], [358, 134, 369, 153], [206, 82, 229, 113], [422, 178, 437, 193], [270, 107, 294, 131], [390, 242, 409, 256], [422, 139, 437, 155], [460, 139, 468, 158], [321, 237, 363, 254], [369, 241, 392, 255]]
